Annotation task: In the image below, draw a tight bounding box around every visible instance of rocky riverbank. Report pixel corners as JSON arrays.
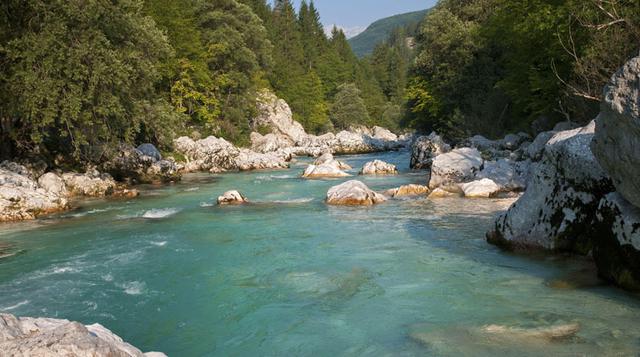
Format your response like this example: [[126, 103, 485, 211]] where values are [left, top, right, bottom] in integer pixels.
[[0, 313, 164, 356]]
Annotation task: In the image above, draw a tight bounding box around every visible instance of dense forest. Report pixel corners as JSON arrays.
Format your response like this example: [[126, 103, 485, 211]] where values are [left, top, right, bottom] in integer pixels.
[[1, 0, 638, 164]]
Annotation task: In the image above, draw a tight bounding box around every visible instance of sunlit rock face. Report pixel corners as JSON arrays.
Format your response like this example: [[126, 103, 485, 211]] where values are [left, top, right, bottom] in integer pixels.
[[326, 180, 387, 206]]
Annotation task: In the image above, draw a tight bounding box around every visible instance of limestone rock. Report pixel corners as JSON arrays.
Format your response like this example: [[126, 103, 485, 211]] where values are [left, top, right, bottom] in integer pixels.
[[384, 184, 430, 198], [252, 90, 308, 144], [302, 163, 351, 178], [500, 132, 530, 150], [467, 135, 500, 151], [410, 132, 451, 169], [428, 187, 463, 199], [326, 180, 387, 206], [105, 144, 181, 183], [460, 178, 501, 198], [217, 190, 248, 205], [487, 121, 613, 251], [313, 152, 351, 170], [235, 149, 288, 171], [476, 159, 530, 192], [62, 170, 116, 197], [592, 55, 640, 208], [37, 172, 68, 197], [0, 313, 164, 357], [428, 147, 483, 189], [250, 132, 293, 153], [526, 131, 556, 161], [136, 143, 162, 161], [360, 160, 398, 175]]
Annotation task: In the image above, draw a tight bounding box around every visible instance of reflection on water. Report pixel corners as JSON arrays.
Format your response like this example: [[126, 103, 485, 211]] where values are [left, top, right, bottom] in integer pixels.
[[0, 151, 639, 356]]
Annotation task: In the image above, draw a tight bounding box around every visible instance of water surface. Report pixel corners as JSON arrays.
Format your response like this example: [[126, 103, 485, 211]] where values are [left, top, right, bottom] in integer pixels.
[[1, 151, 639, 356]]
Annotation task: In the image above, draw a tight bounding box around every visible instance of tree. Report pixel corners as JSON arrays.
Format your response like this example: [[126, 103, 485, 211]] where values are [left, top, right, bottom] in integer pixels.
[[330, 83, 370, 129], [0, 0, 172, 161]]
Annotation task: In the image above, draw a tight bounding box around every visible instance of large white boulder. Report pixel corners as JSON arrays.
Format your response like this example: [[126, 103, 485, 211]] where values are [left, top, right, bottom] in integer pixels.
[[326, 180, 387, 206], [460, 178, 501, 198], [0, 313, 165, 356], [360, 160, 398, 175], [62, 170, 116, 197], [217, 190, 248, 205], [592, 55, 640, 208], [476, 159, 530, 192], [253, 90, 308, 144], [428, 147, 483, 189]]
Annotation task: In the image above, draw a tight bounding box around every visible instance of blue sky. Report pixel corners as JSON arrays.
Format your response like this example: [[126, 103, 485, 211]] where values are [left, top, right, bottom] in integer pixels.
[[272, 0, 437, 38]]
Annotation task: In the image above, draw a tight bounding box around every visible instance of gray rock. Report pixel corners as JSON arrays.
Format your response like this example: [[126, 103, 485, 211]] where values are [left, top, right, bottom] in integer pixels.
[[553, 121, 580, 132], [62, 170, 116, 197], [250, 132, 293, 153], [476, 159, 529, 192], [460, 178, 501, 198], [313, 152, 351, 170], [360, 160, 398, 175], [326, 180, 387, 206], [37, 172, 67, 197], [428, 147, 483, 189], [487, 121, 613, 251], [105, 145, 181, 183], [500, 132, 530, 150], [136, 143, 162, 161], [0, 313, 164, 356], [252, 90, 308, 144], [467, 135, 500, 151], [592, 55, 640, 208], [410, 132, 451, 169], [525, 131, 556, 161]]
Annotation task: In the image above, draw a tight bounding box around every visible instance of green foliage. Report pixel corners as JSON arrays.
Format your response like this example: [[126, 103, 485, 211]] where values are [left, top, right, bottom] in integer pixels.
[[330, 83, 370, 129], [0, 0, 171, 160], [349, 9, 429, 57]]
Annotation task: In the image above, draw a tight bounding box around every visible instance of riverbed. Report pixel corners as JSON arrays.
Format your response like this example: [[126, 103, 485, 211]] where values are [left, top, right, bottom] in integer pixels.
[[1, 151, 639, 356]]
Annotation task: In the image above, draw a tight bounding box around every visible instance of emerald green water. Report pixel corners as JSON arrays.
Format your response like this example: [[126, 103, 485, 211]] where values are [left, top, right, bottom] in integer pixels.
[[1, 152, 639, 356]]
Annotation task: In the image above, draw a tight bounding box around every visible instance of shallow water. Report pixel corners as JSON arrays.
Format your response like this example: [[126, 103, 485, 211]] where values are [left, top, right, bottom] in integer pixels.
[[1, 151, 639, 356]]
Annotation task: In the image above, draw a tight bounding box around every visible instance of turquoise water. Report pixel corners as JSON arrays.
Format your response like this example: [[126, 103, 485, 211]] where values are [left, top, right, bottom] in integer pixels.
[[1, 151, 640, 356]]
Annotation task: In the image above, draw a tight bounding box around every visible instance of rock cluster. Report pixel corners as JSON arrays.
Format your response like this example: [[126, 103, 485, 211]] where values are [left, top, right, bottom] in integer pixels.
[[487, 55, 640, 291], [104, 144, 182, 184], [410, 132, 450, 169], [0, 313, 165, 356], [0, 161, 123, 222], [217, 190, 248, 205]]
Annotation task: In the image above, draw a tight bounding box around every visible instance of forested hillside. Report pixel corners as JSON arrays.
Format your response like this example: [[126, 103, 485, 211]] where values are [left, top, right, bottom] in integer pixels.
[[405, 0, 640, 140], [349, 9, 428, 58], [0, 0, 402, 164]]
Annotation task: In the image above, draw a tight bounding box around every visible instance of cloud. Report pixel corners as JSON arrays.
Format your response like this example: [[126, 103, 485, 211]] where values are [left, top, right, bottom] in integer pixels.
[[324, 24, 367, 39]]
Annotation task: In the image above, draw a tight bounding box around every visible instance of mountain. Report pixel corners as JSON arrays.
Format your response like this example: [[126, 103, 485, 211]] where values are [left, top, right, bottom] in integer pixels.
[[348, 9, 428, 58]]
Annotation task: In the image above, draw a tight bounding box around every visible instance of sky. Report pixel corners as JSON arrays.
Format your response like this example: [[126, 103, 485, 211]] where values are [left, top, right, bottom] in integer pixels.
[[271, 0, 438, 38]]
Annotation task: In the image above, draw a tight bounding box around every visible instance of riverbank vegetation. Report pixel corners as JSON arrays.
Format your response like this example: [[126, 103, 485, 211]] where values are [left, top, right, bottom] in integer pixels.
[[1, 0, 638, 164]]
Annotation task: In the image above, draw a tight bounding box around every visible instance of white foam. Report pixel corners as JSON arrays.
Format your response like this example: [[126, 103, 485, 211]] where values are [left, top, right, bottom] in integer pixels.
[[142, 208, 180, 219], [1, 300, 29, 311], [200, 202, 215, 208], [151, 241, 167, 247], [272, 198, 314, 204], [184, 187, 200, 192], [271, 174, 293, 179], [102, 273, 114, 282], [119, 281, 146, 295], [52, 266, 79, 274]]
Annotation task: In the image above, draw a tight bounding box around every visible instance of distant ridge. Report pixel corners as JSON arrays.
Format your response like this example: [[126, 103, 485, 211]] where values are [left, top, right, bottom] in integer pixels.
[[348, 9, 428, 58]]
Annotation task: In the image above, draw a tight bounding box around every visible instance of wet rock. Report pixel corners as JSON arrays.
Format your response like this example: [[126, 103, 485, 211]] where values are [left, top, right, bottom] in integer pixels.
[[326, 180, 387, 206], [384, 184, 430, 198], [0, 313, 165, 356], [592, 55, 640, 208], [487, 121, 613, 251], [460, 178, 501, 198], [217, 190, 248, 205], [428, 186, 463, 199], [410, 132, 451, 169], [480, 323, 580, 341], [428, 147, 483, 189], [360, 160, 398, 175]]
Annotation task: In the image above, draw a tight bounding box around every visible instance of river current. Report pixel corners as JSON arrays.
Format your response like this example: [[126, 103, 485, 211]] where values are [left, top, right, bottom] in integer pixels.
[[1, 151, 639, 356]]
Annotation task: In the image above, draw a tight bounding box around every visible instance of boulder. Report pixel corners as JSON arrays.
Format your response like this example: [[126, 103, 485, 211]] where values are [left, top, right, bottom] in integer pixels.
[[467, 135, 500, 151], [592, 55, 640, 208], [217, 190, 248, 205], [250, 132, 293, 153], [384, 184, 430, 198], [372, 126, 398, 141], [252, 90, 308, 144], [174, 136, 241, 172], [37, 172, 67, 197], [62, 170, 116, 197], [105, 145, 181, 183], [487, 121, 613, 251], [460, 179, 501, 198], [136, 143, 162, 161], [313, 152, 351, 170], [0, 165, 68, 222], [476, 159, 530, 192], [525, 131, 556, 161], [326, 180, 387, 206], [302, 163, 351, 178], [428, 187, 463, 199], [360, 160, 398, 175], [410, 133, 451, 169], [500, 132, 530, 150], [0, 313, 164, 356], [553, 121, 580, 132], [235, 149, 288, 171], [428, 148, 483, 189]]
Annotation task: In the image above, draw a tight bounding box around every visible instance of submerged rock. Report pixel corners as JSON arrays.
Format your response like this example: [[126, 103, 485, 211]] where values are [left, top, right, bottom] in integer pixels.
[[410, 132, 451, 169], [384, 184, 430, 198], [360, 160, 398, 175], [0, 313, 164, 356], [326, 180, 387, 206], [592, 55, 640, 208], [427, 187, 463, 199], [428, 147, 483, 189], [217, 190, 248, 205]]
